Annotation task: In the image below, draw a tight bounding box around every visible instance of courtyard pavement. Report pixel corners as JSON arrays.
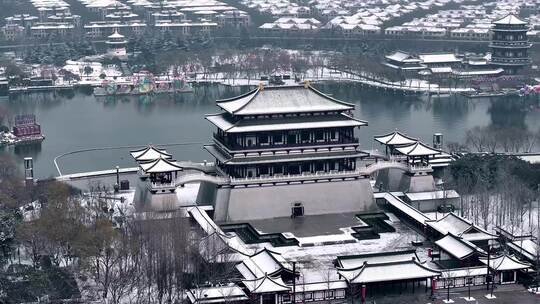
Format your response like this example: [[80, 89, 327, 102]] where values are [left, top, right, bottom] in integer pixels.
[[358, 284, 539, 304]]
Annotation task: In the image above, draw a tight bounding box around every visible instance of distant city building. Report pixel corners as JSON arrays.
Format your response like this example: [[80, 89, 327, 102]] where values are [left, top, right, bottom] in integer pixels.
[[489, 14, 532, 74], [154, 20, 217, 37], [30, 22, 75, 39], [384, 51, 426, 72], [259, 18, 322, 35], [2, 24, 25, 41], [84, 21, 147, 38], [216, 10, 250, 29]]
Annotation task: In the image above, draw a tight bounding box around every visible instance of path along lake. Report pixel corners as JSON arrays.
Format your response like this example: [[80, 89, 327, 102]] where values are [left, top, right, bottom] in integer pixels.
[[1, 82, 539, 178]]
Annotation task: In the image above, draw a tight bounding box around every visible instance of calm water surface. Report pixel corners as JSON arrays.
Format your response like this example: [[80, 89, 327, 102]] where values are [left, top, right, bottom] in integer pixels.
[[1, 82, 539, 178]]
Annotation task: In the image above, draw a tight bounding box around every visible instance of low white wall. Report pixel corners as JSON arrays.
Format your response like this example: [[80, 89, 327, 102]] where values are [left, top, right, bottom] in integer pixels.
[[222, 178, 377, 221]]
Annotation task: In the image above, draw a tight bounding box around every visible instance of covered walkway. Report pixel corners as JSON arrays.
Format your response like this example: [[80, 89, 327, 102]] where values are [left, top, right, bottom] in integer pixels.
[[375, 192, 429, 229]]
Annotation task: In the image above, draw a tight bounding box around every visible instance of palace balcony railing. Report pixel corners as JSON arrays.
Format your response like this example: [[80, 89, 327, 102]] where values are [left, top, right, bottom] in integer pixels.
[[490, 57, 532, 65], [370, 157, 433, 174], [229, 170, 362, 185], [148, 180, 176, 190], [492, 26, 529, 32], [409, 163, 433, 173], [213, 134, 360, 152], [489, 41, 531, 48]]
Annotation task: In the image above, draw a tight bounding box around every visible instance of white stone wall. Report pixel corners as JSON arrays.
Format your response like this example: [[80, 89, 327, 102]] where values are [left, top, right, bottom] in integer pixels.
[[219, 178, 377, 221]]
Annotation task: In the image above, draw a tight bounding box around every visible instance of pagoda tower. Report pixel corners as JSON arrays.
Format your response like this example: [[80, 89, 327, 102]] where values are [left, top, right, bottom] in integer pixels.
[[106, 30, 128, 58], [490, 14, 531, 74], [202, 83, 377, 222]]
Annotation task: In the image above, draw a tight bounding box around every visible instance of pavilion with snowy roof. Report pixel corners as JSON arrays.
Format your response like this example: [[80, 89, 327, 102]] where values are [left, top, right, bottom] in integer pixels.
[[507, 238, 539, 264], [479, 254, 531, 284], [426, 213, 497, 247], [384, 51, 426, 72], [187, 285, 248, 304], [241, 274, 290, 296], [435, 233, 485, 267], [493, 14, 528, 26], [130, 145, 172, 162], [336, 250, 440, 292], [374, 130, 417, 155], [394, 141, 441, 167], [236, 248, 296, 281], [137, 157, 184, 194], [490, 14, 531, 74], [106, 29, 128, 58]]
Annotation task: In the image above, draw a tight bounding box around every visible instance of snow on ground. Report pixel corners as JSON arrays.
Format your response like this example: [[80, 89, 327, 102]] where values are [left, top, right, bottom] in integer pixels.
[[63, 60, 122, 80], [294, 228, 357, 245], [192, 67, 473, 93], [244, 218, 427, 283], [176, 183, 200, 205]]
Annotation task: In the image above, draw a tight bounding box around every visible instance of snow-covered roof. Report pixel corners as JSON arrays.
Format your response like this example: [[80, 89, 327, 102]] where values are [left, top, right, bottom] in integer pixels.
[[385, 51, 421, 63], [418, 53, 461, 64], [374, 131, 417, 146], [508, 239, 539, 262], [139, 157, 183, 173], [236, 248, 293, 280], [206, 113, 367, 133], [216, 84, 354, 116], [108, 30, 125, 38], [375, 192, 429, 225], [493, 14, 527, 26], [453, 69, 504, 76], [242, 274, 290, 293], [395, 141, 441, 157], [130, 145, 172, 162], [337, 249, 419, 269], [479, 254, 531, 271], [426, 213, 497, 242], [430, 67, 453, 73], [435, 234, 476, 260], [337, 256, 440, 284], [189, 207, 250, 258], [187, 285, 248, 304], [405, 190, 460, 201]]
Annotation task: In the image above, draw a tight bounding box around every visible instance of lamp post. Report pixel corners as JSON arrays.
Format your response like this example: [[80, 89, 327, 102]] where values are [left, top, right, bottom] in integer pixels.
[[467, 277, 473, 300], [114, 165, 120, 192], [486, 245, 491, 291], [292, 262, 296, 304], [446, 278, 452, 302]]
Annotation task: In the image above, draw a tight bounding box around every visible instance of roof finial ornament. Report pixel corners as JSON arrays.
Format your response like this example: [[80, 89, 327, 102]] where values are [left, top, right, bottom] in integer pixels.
[[304, 80, 311, 88], [258, 82, 264, 91]]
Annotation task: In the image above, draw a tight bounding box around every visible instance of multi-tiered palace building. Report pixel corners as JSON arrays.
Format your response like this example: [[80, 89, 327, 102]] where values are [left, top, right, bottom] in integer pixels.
[[202, 83, 377, 222], [490, 14, 531, 74]]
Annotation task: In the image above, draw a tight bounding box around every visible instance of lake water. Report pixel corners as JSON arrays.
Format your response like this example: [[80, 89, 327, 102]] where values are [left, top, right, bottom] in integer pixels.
[[1, 82, 539, 178]]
